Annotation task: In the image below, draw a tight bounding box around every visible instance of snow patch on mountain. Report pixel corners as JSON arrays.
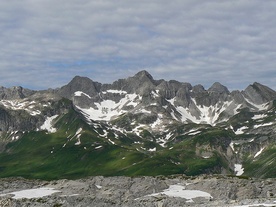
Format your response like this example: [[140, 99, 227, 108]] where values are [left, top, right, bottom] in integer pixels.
[[98, 129, 108, 138], [150, 117, 163, 129], [102, 90, 127, 94], [192, 100, 236, 125], [234, 164, 244, 176], [252, 114, 268, 120], [168, 98, 238, 125], [0, 188, 60, 199], [244, 98, 270, 111], [72, 128, 82, 145], [151, 90, 159, 98], [254, 147, 265, 158], [176, 106, 197, 123], [140, 184, 212, 202], [108, 139, 115, 145], [132, 124, 146, 137], [234, 126, 249, 135], [148, 147, 156, 152], [188, 130, 201, 135], [166, 97, 176, 105], [76, 93, 141, 121], [157, 132, 174, 147], [108, 89, 127, 94], [230, 142, 238, 154], [0, 99, 45, 116], [40, 115, 58, 133], [74, 91, 92, 99], [253, 122, 274, 129]]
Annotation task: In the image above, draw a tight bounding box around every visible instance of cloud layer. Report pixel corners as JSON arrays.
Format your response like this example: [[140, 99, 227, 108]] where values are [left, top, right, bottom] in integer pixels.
[[0, 0, 276, 90]]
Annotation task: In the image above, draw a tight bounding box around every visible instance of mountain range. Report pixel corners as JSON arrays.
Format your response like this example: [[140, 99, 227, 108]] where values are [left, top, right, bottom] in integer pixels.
[[0, 70, 275, 180]]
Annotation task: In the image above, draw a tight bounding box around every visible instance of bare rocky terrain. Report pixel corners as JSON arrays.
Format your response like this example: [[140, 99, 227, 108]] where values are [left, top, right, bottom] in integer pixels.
[[0, 175, 275, 207]]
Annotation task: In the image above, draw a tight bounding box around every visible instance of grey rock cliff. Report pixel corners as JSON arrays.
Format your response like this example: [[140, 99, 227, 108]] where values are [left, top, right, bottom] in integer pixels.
[[0, 86, 35, 100], [242, 82, 276, 105]]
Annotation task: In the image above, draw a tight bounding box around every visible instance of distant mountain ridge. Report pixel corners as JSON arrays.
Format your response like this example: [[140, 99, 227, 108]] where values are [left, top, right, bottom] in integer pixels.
[[0, 70, 275, 179], [57, 70, 276, 126]]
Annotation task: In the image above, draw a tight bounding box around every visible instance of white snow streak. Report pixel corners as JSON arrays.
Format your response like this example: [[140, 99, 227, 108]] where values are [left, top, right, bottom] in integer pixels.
[[252, 114, 267, 120], [244, 98, 269, 111], [234, 126, 248, 135], [253, 122, 274, 129], [150, 117, 163, 129], [108, 139, 115, 145], [73, 128, 82, 145], [229, 142, 237, 154], [148, 147, 156, 152], [74, 91, 92, 99], [254, 147, 265, 158], [188, 131, 201, 135]]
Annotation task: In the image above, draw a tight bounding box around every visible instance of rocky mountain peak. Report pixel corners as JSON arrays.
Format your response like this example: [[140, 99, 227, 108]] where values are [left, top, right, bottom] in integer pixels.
[[0, 86, 34, 99], [243, 82, 276, 104], [133, 70, 154, 82], [58, 76, 101, 99], [123, 70, 156, 95], [208, 82, 230, 94], [192, 84, 205, 93]]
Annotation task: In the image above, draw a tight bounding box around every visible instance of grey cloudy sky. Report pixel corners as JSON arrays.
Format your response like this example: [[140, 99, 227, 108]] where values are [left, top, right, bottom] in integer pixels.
[[0, 0, 276, 90]]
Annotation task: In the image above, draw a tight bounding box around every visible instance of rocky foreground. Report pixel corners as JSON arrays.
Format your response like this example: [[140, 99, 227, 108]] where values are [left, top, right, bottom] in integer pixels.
[[0, 175, 275, 207]]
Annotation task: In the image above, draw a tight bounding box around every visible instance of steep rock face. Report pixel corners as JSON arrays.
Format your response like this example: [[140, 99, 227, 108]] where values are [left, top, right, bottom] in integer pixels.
[[0, 86, 35, 99], [208, 82, 230, 94], [58, 76, 101, 98], [174, 83, 192, 107], [0, 91, 73, 133], [119, 70, 156, 95], [0, 108, 40, 132], [101, 70, 156, 95], [58, 76, 102, 108], [243, 82, 276, 105], [191, 82, 229, 107]]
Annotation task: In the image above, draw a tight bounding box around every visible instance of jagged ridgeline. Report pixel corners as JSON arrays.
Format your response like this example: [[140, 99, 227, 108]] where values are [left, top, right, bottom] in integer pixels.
[[0, 70, 275, 180]]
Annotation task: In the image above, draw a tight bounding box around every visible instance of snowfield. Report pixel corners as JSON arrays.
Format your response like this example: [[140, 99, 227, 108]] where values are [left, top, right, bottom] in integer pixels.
[[40, 115, 59, 133], [139, 184, 212, 202], [0, 188, 60, 199], [75, 92, 140, 121]]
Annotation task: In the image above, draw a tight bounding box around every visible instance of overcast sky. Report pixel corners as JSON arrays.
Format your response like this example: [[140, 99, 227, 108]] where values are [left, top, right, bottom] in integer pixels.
[[0, 0, 276, 91]]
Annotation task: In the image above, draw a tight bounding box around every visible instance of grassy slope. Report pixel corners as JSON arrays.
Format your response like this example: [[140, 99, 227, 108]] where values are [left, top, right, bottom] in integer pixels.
[[0, 108, 233, 180], [243, 146, 276, 178], [1, 101, 275, 180]]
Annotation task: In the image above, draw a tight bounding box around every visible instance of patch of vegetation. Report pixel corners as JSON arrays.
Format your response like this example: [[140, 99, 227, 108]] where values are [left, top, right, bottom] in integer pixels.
[[243, 146, 276, 178]]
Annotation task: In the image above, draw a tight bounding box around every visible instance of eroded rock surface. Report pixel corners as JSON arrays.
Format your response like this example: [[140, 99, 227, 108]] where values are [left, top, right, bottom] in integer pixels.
[[0, 175, 275, 207]]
